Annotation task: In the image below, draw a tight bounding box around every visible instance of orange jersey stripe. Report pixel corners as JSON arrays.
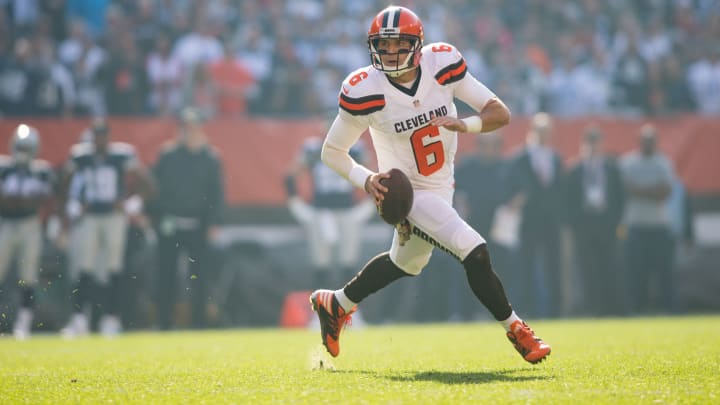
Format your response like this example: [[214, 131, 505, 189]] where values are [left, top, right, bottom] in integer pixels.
[[435, 59, 467, 85], [339, 97, 385, 111], [339, 93, 386, 115]]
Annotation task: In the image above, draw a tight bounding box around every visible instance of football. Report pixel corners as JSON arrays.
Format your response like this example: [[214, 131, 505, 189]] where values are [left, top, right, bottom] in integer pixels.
[[378, 168, 414, 225]]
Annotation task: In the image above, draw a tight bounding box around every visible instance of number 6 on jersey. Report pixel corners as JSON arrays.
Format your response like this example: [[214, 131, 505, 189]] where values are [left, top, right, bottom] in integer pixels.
[[411, 125, 444, 176]]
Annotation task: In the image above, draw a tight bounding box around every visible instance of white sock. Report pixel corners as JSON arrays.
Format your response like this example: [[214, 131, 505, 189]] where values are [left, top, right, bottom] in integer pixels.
[[499, 311, 522, 332], [334, 289, 357, 313]]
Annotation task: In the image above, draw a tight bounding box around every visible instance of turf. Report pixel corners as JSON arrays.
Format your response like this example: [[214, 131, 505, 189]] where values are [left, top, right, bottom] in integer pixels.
[[1, 315, 719, 404]]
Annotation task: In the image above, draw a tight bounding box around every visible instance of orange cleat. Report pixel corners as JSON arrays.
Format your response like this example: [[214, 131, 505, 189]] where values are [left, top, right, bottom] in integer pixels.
[[310, 290, 356, 357], [506, 320, 551, 364]]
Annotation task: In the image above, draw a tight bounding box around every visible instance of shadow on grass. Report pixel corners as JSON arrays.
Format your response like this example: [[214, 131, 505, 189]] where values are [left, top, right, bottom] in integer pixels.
[[334, 368, 550, 385]]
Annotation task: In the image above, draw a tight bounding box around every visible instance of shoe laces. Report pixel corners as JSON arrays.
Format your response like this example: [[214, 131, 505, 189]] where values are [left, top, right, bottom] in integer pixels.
[[511, 322, 541, 348], [326, 306, 354, 340]]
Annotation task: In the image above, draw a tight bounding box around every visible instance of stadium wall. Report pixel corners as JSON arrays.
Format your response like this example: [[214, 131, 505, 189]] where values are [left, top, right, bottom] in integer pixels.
[[0, 115, 718, 208]]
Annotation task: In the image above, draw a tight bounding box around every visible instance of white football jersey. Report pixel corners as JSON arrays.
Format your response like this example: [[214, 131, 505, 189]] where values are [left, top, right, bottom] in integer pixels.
[[336, 42, 496, 191]]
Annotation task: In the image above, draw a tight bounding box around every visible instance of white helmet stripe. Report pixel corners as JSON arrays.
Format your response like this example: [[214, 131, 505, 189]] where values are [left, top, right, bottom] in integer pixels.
[[385, 7, 399, 29]]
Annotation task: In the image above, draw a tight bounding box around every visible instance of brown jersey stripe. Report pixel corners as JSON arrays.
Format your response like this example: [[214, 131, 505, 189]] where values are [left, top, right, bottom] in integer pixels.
[[339, 93, 386, 115], [435, 59, 467, 85]]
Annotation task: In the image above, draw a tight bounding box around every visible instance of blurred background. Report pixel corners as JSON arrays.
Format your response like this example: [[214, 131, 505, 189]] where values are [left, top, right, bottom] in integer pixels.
[[0, 0, 718, 335]]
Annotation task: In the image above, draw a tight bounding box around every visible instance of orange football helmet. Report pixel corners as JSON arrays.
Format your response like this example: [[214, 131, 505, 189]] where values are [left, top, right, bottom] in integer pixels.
[[367, 6, 424, 77]]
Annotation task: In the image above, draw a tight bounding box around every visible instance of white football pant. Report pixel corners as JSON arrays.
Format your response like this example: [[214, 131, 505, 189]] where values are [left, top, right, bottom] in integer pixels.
[[390, 188, 485, 275]]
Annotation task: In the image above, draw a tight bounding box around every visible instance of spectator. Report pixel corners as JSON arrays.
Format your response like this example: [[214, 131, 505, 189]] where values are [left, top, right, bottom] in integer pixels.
[[5, 0, 41, 35], [567, 126, 625, 316], [0, 0, 716, 118], [207, 42, 257, 117], [32, 35, 76, 117], [181, 62, 217, 119], [104, 31, 147, 115], [146, 33, 183, 115], [687, 46, 720, 115], [612, 37, 650, 116], [323, 30, 367, 77], [506, 112, 566, 318], [132, 0, 163, 54], [0, 124, 55, 339], [172, 18, 223, 70], [546, 49, 611, 117], [0, 37, 41, 116], [152, 0, 192, 31], [234, 22, 274, 114], [40, 0, 69, 41], [308, 50, 344, 113], [620, 124, 676, 314], [660, 54, 695, 114], [150, 107, 225, 330], [264, 30, 310, 116], [639, 16, 672, 64], [58, 19, 106, 116], [233, 22, 273, 87]]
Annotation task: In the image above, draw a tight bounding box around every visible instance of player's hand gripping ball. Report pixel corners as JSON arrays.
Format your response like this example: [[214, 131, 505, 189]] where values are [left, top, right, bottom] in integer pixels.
[[378, 168, 414, 225]]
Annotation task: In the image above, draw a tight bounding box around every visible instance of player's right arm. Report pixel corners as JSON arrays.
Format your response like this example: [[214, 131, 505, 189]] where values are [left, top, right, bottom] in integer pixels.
[[321, 113, 389, 203], [324, 68, 398, 202]]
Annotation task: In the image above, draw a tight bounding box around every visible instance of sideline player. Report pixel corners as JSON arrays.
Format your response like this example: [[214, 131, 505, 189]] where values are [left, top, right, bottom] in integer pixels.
[[309, 6, 551, 363], [0, 125, 55, 339], [61, 119, 154, 337], [285, 135, 374, 288]]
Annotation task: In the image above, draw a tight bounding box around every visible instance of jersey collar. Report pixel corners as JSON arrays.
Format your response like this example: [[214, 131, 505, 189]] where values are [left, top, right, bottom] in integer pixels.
[[385, 66, 422, 97]]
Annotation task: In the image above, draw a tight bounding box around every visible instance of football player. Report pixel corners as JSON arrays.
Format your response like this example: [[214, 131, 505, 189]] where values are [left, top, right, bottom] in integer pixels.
[[0, 125, 55, 340], [285, 135, 374, 288], [60, 119, 154, 337], [310, 6, 551, 363]]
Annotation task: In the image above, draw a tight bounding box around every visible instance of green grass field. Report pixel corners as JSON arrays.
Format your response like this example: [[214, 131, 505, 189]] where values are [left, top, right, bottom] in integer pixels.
[[1, 315, 719, 404]]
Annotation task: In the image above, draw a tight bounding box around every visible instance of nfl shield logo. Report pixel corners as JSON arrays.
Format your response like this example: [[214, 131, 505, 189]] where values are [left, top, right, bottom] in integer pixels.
[[413, 100, 420, 108]]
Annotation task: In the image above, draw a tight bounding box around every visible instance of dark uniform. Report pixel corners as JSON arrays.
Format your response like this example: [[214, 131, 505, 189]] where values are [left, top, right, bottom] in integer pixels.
[[286, 138, 374, 287], [152, 141, 225, 329], [0, 155, 54, 337], [567, 154, 625, 316], [62, 140, 139, 336], [305, 138, 361, 209]]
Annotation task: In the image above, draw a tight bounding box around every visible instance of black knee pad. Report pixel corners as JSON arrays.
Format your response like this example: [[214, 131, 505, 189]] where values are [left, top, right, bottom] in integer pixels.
[[462, 243, 492, 274]]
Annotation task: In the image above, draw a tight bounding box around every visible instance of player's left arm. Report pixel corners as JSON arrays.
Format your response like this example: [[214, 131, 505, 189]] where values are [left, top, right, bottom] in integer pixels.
[[431, 73, 511, 133]]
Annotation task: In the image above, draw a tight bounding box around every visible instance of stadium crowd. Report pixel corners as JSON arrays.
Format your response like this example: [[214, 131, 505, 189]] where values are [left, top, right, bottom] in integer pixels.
[[0, 0, 719, 119]]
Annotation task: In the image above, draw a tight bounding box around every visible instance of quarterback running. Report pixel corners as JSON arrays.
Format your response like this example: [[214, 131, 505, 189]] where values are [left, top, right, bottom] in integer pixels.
[[310, 5, 551, 364]]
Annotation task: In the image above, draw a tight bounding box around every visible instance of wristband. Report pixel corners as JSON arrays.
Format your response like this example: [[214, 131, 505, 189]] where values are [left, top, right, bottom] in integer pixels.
[[348, 165, 375, 190], [461, 116, 484, 133]]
